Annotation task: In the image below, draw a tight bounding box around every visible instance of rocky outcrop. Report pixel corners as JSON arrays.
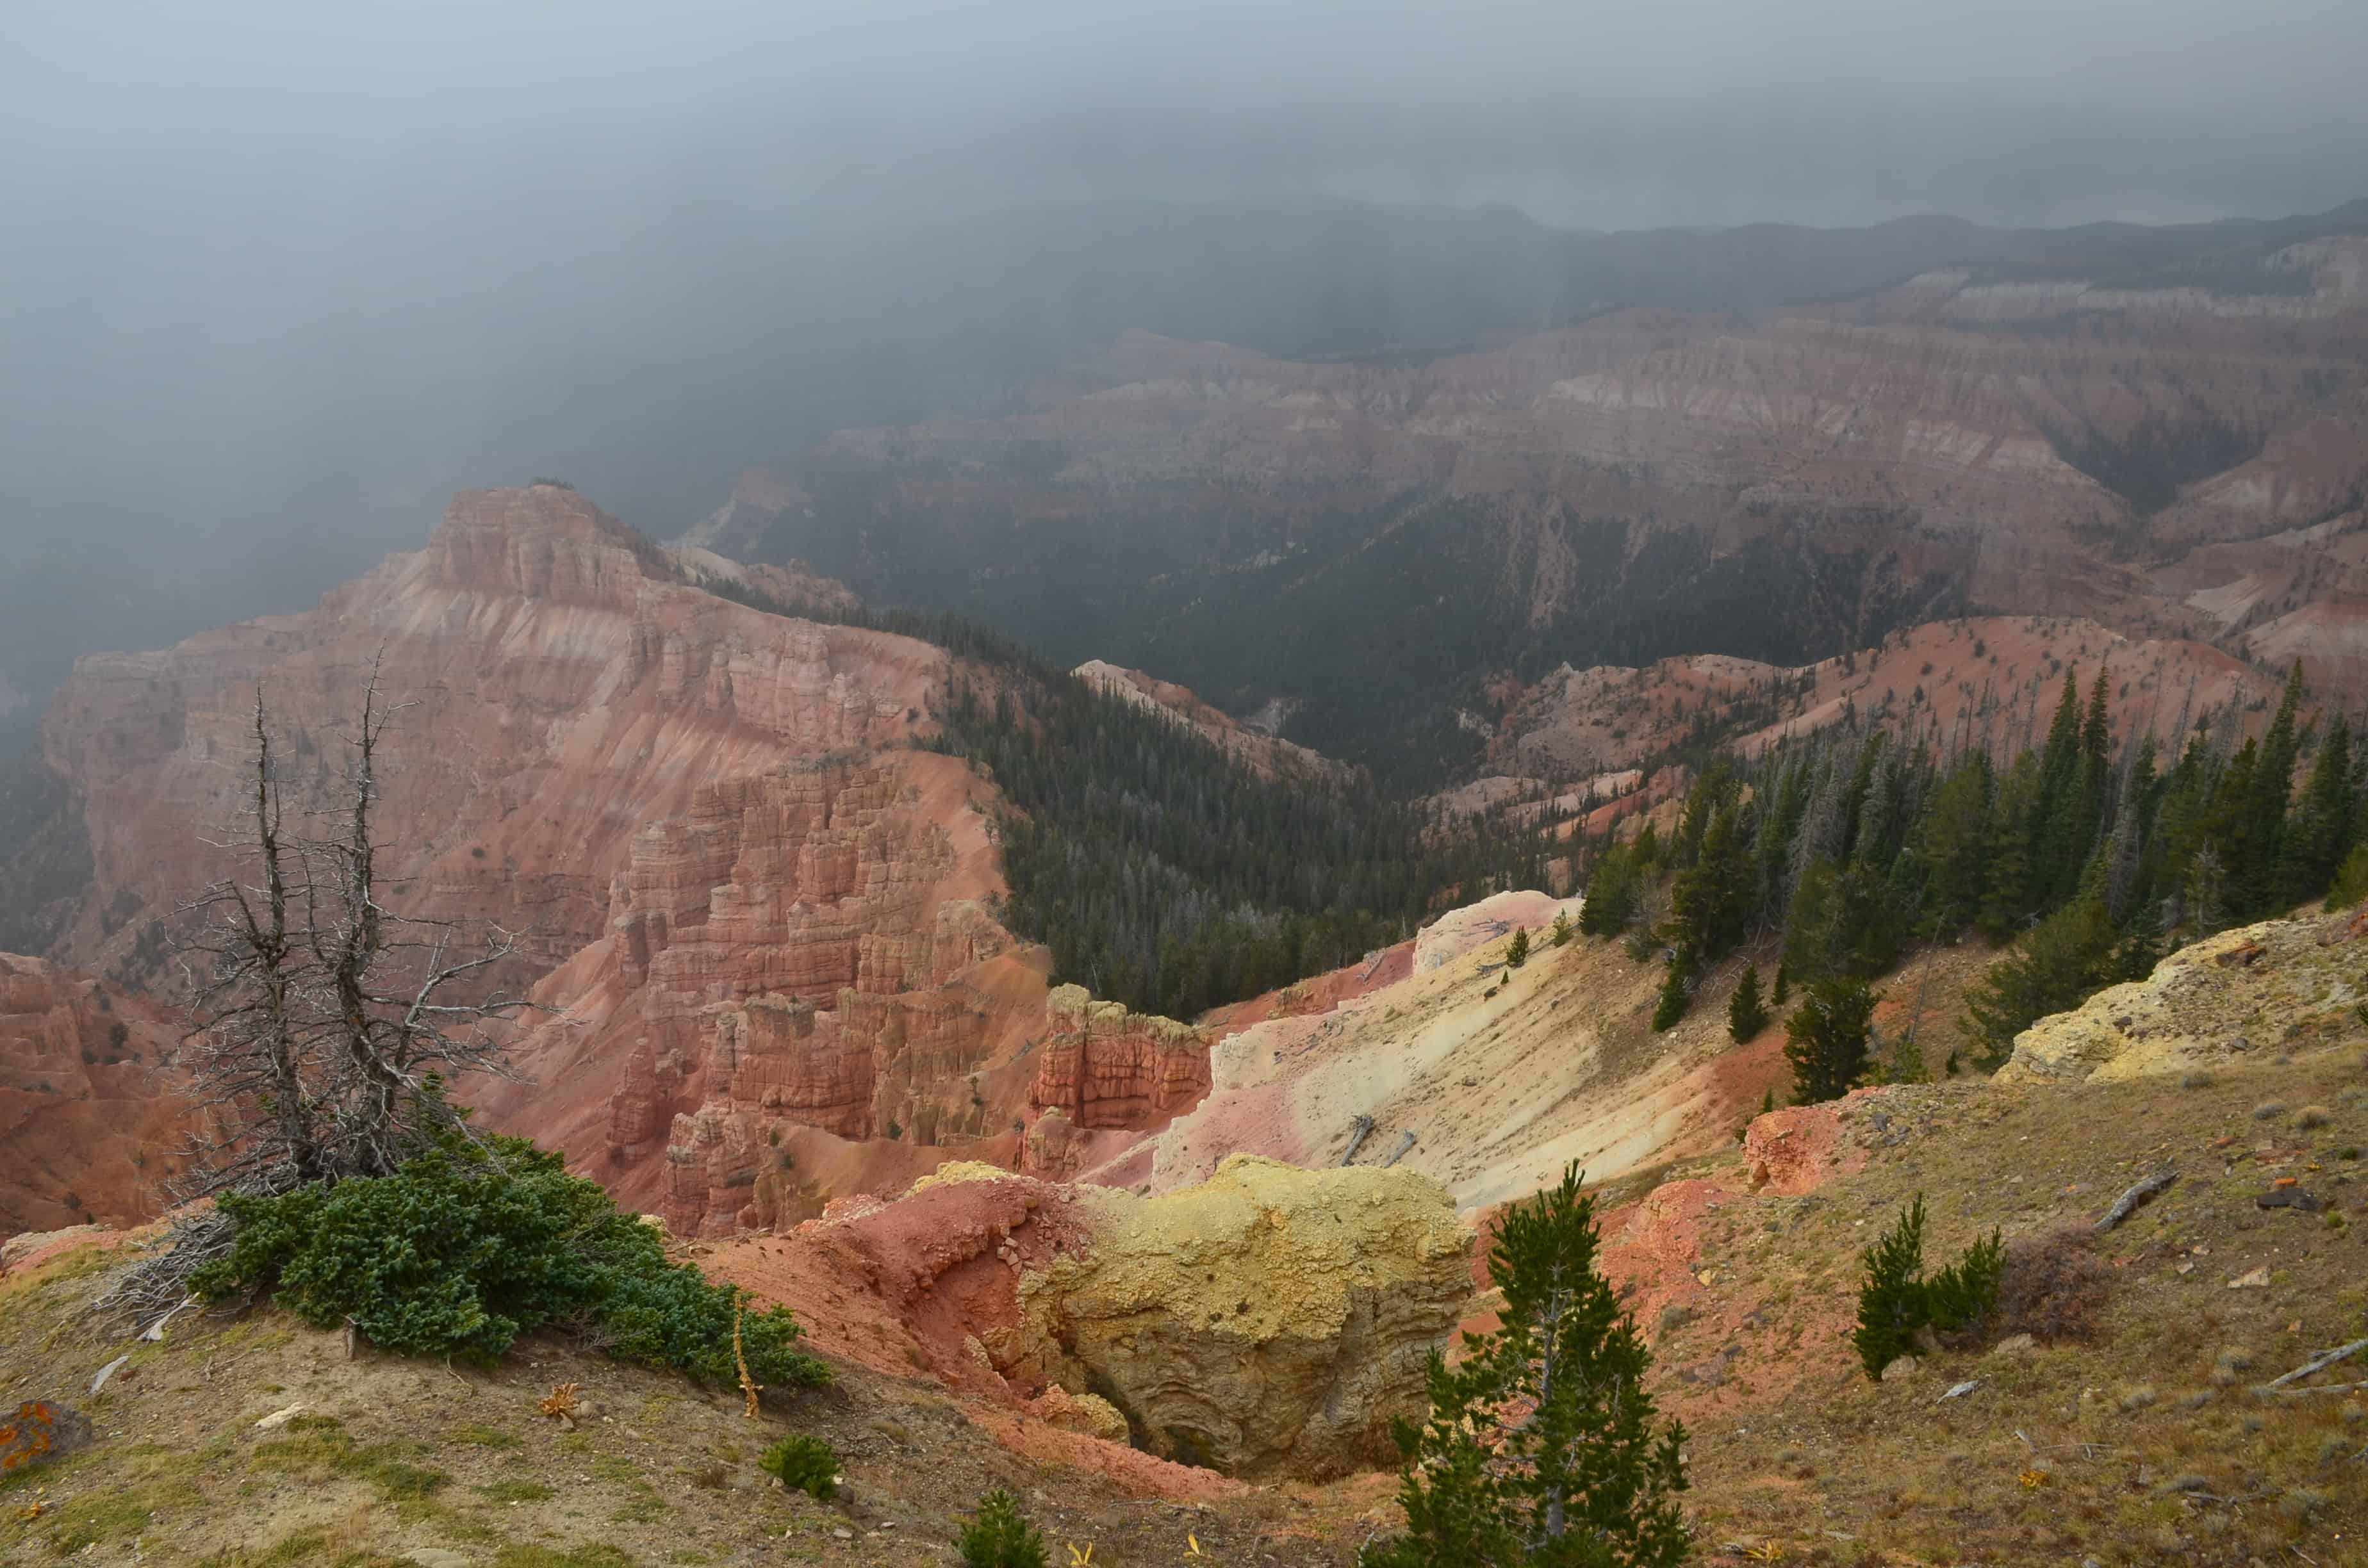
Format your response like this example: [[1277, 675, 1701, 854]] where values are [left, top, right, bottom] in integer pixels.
[[997, 1156, 1470, 1479], [1413, 890, 1580, 972], [1741, 1103, 1868, 1196], [1027, 986, 1211, 1132], [1491, 616, 2276, 781], [38, 485, 942, 990], [669, 547, 860, 617], [700, 1156, 1472, 1482], [1999, 910, 2368, 1084], [504, 748, 1046, 1236], [28, 485, 1074, 1220], [0, 954, 185, 1236]]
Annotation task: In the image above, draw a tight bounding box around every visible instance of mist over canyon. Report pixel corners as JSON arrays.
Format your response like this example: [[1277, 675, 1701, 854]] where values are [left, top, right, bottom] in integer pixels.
[[8, 8, 2368, 1563]]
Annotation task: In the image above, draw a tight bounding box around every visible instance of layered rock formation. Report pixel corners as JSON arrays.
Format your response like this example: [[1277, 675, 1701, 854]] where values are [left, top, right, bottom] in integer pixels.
[[21, 486, 1098, 1221], [460, 735, 1057, 1234], [1999, 908, 2368, 1084], [1487, 615, 2280, 783], [18, 484, 1247, 1233], [702, 1156, 1471, 1480], [1027, 985, 1212, 1132], [701, 243, 2368, 768], [0, 954, 185, 1236], [37, 486, 943, 988]]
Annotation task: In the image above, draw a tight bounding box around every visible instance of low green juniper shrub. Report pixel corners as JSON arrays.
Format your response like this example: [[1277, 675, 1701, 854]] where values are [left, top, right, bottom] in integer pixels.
[[192, 1134, 828, 1390], [759, 1434, 840, 1501]]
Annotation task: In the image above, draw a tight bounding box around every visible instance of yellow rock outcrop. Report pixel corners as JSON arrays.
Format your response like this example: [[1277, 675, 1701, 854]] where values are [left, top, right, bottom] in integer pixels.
[[1999, 910, 2368, 1084], [999, 1154, 1471, 1480]]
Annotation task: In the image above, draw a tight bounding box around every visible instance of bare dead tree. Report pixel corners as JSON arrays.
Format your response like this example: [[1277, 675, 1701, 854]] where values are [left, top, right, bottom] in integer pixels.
[[172, 689, 328, 1196], [298, 673, 530, 1177], [101, 667, 536, 1326]]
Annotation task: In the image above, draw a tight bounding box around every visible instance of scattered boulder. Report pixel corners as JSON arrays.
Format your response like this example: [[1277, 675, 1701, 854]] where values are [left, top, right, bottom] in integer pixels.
[[1030, 1386, 1131, 1446], [0, 1400, 92, 1474], [1743, 1102, 1867, 1195]]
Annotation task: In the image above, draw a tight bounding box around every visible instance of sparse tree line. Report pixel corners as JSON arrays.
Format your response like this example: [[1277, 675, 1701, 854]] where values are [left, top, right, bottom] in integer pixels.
[[1576, 660, 2367, 1099]]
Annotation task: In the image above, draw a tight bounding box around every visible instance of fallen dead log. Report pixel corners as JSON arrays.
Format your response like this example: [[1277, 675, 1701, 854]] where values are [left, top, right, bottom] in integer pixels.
[[2092, 1166, 2176, 1234], [2264, 1336, 2368, 1389], [2261, 1380, 2368, 1398]]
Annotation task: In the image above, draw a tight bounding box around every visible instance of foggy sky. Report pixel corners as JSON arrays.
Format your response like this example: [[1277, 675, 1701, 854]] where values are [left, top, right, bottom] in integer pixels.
[[4, 0, 2367, 739]]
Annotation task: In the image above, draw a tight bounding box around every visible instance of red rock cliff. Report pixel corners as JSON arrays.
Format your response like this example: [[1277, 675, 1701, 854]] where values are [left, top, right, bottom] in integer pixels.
[[0, 954, 185, 1236], [35, 486, 1222, 1233], [1028, 984, 1212, 1131], [33, 486, 1066, 1224], [40, 484, 942, 988]]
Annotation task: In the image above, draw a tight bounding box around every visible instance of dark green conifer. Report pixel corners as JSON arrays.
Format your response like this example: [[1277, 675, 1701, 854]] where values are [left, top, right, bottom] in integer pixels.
[[1363, 1164, 1690, 1568], [1782, 976, 1876, 1103], [1727, 963, 1768, 1043], [1650, 958, 1692, 1033], [1853, 1195, 1929, 1378]]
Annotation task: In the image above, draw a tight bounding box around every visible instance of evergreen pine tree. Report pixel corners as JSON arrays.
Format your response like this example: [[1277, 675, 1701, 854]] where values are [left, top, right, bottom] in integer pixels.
[[2280, 715, 2356, 906], [1848, 1194, 2003, 1381], [1912, 751, 1994, 936], [1927, 1228, 2005, 1336], [1364, 1164, 1690, 1568], [1727, 964, 1768, 1043], [1506, 927, 1531, 969], [1579, 844, 1639, 936], [1550, 910, 1574, 947], [2027, 669, 2087, 902], [1670, 803, 1752, 961], [2232, 661, 2306, 917], [1780, 858, 1841, 983], [1976, 753, 2041, 938], [1782, 977, 1877, 1103], [1770, 962, 1789, 1005], [1960, 894, 2117, 1068], [1853, 1194, 1929, 1378], [2330, 841, 2368, 908], [1650, 958, 1691, 1033], [957, 1489, 1049, 1568]]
